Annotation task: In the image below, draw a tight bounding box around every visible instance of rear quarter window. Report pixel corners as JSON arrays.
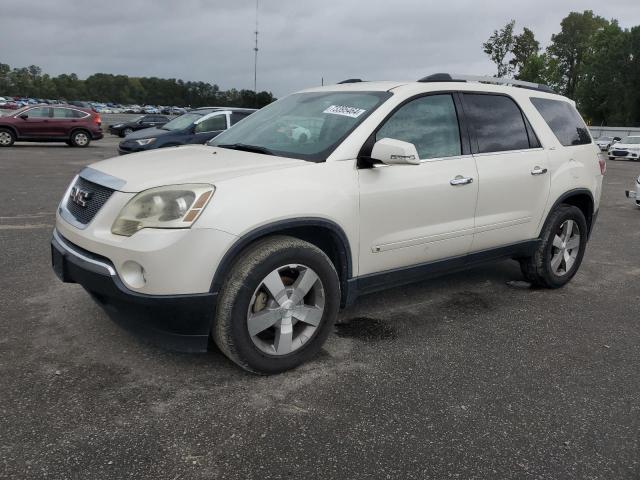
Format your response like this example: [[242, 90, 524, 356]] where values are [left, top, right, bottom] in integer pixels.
[[530, 97, 591, 146]]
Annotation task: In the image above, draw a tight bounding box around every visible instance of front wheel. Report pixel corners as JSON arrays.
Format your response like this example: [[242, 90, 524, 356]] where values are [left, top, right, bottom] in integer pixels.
[[520, 204, 588, 288], [213, 236, 340, 374], [0, 128, 15, 147]]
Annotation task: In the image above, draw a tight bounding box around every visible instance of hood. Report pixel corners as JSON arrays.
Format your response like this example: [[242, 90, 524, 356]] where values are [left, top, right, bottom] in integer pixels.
[[123, 127, 171, 140], [612, 143, 640, 149], [86, 145, 306, 192]]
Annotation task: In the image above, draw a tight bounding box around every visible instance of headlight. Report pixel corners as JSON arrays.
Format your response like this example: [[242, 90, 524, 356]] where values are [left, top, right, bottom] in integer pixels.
[[135, 138, 155, 146], [112, 184, 215, 236], [113, 124, 123, 128]]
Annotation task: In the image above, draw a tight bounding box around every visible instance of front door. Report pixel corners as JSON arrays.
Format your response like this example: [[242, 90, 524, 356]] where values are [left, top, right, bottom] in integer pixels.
[[358, 94, 478, 276], [17, 107, 53, 138], [189, 112, 229, 144]]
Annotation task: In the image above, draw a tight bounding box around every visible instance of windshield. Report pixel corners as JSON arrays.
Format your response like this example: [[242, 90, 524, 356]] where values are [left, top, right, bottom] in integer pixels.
[[161, 112, 203, 131], [209, 91, 392, 162], [598, 136, 612, 141], [621, 136, 640, 144]]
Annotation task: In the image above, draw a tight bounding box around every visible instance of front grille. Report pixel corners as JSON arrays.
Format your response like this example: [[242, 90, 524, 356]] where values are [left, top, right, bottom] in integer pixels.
[[612, 150, 628, 156], [65, 176, 115, 225]]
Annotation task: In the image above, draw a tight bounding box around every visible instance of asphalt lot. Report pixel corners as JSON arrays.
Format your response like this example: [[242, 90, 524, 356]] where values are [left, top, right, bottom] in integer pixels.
[[1, 137, 639, 479]]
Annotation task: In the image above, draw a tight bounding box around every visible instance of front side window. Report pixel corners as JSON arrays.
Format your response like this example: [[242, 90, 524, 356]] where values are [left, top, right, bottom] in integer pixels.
[[194, 114, 227, 133], [530, 97, 591, 146], [25, 107, 50, 118], [463, 94, 530, 153], [162, 113, 203, 131], [210, 91, 392, 162], [376, 94, 461, 159]]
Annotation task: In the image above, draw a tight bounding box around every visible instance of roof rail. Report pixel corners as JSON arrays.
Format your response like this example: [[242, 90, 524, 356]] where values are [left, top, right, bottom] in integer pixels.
[[337, 78, 364, 84], [417, 73, 555, 94]]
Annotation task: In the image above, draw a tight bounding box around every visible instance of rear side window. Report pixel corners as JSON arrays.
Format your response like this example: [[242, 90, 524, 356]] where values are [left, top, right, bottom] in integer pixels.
[[231, 111, 251, 126], [530, 97, 591, 146], [376, 94, 461, 159], [462, 94, 530, 153], [53, 108, 84, 118]]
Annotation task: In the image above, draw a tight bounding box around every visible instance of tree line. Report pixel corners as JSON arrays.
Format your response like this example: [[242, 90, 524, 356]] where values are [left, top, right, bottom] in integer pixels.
[[0, 64, 276, 109], [483, 10, 640, 127]]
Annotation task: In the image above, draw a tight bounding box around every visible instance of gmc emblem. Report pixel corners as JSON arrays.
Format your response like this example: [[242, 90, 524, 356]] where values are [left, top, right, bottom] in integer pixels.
[[70, 186, 91, 207]]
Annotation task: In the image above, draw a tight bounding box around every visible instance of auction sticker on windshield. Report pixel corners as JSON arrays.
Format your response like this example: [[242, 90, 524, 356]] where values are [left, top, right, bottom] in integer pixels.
[[323, 105, 366, 118]]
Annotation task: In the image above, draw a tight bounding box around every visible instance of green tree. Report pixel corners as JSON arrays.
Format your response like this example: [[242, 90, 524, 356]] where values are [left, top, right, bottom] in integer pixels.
[[547, 10, 609, 97], [483, 20, 516, 77], [510, 27, 540, 80]]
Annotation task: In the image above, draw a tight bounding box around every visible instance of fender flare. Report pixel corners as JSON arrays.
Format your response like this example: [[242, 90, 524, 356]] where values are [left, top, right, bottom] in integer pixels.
[[209, 217, 353, 300]]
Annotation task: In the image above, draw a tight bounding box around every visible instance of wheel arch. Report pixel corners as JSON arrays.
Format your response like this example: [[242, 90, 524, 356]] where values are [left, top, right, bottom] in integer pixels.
[[542, 189, 595, 237], [69, 126, 91, 138], [210, 218, 353, 307], [0, 125, 18, 139]]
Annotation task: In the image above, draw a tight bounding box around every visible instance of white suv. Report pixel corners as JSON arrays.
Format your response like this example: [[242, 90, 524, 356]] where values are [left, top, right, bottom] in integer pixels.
[[51, 74, 604, 373]]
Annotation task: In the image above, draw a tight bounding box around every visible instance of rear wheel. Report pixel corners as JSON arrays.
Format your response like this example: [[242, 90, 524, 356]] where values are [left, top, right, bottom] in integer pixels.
[[214, 236, 340, 374], [0, 128, 15, 147], [70, 130, 91, 147], [520, 205, 588, 288]]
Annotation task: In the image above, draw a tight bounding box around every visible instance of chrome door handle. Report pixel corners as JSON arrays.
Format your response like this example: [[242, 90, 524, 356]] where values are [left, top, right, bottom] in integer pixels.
[[531, 166, 548, 175], [450, 175, 473, 186]]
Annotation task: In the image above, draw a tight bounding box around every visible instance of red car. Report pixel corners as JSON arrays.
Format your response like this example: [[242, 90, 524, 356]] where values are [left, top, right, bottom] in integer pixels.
[[0, 104, 103, 147]]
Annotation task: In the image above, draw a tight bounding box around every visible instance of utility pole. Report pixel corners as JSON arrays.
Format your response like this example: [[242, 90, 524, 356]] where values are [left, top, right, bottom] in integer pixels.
[[253, 0, 259, 93]]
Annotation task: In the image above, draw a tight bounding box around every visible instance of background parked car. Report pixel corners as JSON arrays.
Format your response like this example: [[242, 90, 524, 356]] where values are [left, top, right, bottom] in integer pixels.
[[608, 135, 640, 160], [0, 104, 103, 147], [108, 114, 170, 137], [625, 174, 640, 206], [595, 135, 621, 151], [118, 107, 255, 155]]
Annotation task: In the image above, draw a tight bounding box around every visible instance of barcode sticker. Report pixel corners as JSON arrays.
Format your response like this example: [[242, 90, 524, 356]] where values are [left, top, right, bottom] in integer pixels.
[[323, 105, 366, 118]]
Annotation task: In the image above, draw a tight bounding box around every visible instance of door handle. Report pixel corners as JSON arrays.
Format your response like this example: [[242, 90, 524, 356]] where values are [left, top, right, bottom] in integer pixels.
[[531, 166, 548, 175], [450, 175, 473, 186]]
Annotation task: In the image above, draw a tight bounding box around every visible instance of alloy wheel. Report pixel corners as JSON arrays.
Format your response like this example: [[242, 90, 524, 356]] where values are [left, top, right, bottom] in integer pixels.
[[247, 264, 325, 356], [550, 219, 580, 276], [0, 132, 12, 145], [74, 132, 89, 146]]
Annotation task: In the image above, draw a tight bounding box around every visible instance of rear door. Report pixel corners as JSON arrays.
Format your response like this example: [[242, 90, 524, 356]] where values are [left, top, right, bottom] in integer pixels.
[[460, 93, 550, 251], [51, 107, 85, 137], [17, 107, 52, 138]]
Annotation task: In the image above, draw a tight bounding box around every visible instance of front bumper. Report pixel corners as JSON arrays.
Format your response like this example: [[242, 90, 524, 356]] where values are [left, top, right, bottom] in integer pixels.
[[51, 229, 216, 352], [608, 150, 640, 160], [626, 188, 640, 206]]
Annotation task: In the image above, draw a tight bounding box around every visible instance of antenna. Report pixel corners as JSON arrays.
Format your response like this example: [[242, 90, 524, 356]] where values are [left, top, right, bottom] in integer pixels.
[[253, 0, 259, 93]]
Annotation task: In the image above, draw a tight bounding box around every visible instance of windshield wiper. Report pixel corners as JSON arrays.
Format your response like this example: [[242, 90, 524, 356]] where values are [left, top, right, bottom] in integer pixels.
[[216, 143, 274, 155]]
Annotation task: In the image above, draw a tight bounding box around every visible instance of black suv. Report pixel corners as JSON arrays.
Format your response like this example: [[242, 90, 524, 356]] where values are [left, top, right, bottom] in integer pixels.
[[117, 107, 255, 155], [108, 114, 170, 137]]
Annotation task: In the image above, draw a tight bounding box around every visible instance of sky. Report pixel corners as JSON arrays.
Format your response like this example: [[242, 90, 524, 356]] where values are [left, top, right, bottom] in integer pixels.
[[1, 0, 640, 97]]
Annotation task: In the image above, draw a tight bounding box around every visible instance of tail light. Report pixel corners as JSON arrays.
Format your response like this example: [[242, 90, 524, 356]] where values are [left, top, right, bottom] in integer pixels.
[[598, 154, 606, 175], [93, 114, 102, 127]]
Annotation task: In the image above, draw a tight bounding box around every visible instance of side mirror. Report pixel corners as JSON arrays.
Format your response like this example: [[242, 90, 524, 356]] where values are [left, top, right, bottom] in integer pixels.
[[370, 138, 420, 165], [19, 113, 28, 120]]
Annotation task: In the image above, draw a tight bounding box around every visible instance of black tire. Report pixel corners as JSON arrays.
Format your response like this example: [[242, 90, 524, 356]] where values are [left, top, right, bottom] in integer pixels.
[[70, 130, 91, 147], [520, 204, 588, 288], [213, 235, 340, 374], [0, 128, 15, 147]]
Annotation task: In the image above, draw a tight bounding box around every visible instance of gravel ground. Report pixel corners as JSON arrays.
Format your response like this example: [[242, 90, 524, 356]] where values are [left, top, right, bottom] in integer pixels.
[[0, 138, 639, 479]]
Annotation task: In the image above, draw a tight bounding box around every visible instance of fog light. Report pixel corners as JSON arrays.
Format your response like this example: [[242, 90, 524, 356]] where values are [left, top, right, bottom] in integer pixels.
[[121, 260, 146, 288]]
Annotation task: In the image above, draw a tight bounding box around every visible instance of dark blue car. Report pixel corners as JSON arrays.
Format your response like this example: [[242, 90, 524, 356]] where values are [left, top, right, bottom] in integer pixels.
[[118, 107, 256, 155]]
